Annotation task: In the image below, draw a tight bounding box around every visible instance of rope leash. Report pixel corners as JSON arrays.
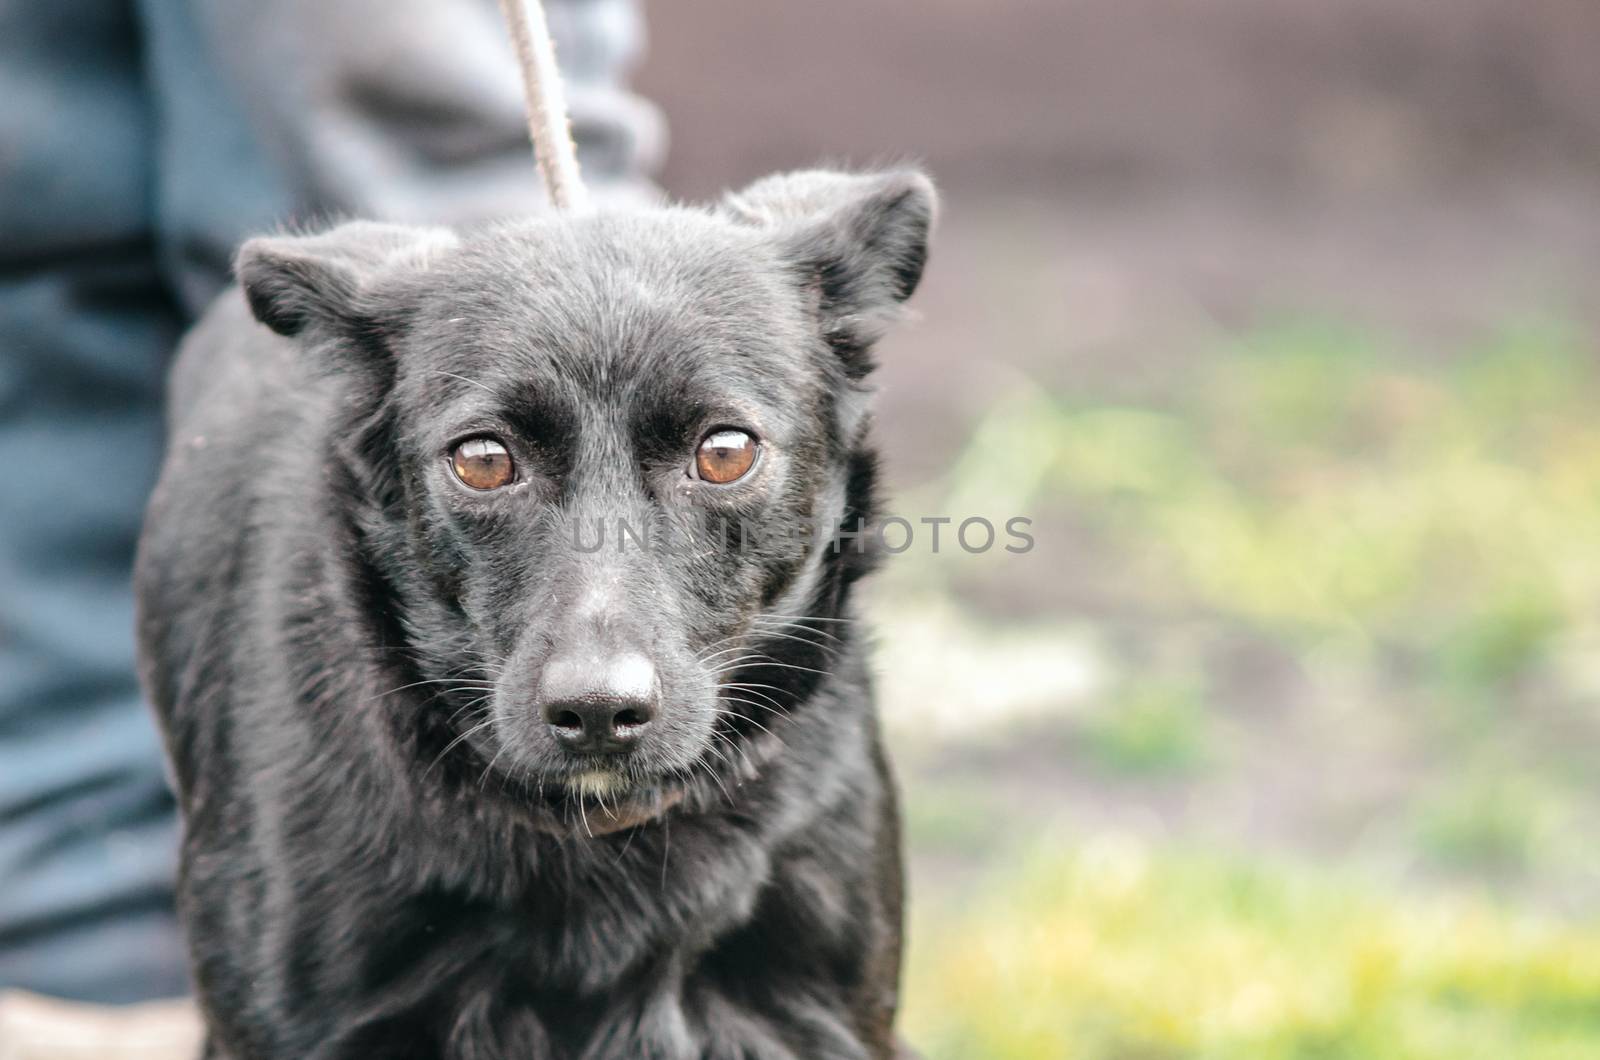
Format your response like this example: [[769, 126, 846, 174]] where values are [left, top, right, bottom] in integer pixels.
[[496, 0, 591, 213]]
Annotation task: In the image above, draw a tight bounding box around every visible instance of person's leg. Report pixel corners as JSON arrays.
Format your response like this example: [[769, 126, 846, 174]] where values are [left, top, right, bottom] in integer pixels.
[[0, 0, 189, 1002]]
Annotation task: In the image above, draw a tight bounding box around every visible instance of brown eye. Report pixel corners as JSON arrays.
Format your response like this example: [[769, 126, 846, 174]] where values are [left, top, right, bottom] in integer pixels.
[[695, 429, 758, 484], [450, 437, 514, 490]]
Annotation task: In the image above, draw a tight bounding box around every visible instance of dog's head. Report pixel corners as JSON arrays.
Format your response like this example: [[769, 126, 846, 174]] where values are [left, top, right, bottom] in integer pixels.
[[236, 169, 935, 833]]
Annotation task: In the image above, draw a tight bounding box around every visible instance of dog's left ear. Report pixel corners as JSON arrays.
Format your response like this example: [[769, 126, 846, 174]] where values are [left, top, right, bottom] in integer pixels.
[[723, 168, 937, 375], [235, 221, 458, 341]]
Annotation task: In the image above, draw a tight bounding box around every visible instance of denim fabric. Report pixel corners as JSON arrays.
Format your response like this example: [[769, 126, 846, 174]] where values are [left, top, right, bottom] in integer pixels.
[[0, 0, 654, 1002]]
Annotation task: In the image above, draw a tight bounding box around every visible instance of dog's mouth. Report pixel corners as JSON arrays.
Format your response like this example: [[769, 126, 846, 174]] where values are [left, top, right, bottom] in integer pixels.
[[527, 726, 785, 838]]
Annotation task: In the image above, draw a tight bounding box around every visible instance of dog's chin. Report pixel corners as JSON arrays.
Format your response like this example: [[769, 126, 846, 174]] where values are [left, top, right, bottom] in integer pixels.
[[538, 725, 790, 838], [563, 767, 637, 802], [542, 768, 688, 837]]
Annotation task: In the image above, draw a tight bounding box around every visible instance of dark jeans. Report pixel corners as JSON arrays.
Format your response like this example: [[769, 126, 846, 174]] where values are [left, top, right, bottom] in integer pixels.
[[0, 0, 655, 1002]]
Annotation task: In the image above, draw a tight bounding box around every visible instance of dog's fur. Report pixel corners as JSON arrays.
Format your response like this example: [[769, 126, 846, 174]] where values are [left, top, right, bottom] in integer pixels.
[[134, 169, 936, 1059]]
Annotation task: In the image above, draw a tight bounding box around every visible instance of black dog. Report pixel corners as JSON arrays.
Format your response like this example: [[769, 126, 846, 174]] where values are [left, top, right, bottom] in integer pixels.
[[135, 169, 936, 1059]]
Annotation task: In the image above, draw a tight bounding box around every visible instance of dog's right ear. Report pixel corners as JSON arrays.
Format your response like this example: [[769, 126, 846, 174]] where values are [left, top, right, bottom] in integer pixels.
[[236, 222, 458, 339], [722, 168, 937, 377]]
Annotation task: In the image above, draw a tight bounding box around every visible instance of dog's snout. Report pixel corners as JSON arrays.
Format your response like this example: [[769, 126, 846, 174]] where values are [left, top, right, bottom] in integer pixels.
[[538, 652, 659, 754]]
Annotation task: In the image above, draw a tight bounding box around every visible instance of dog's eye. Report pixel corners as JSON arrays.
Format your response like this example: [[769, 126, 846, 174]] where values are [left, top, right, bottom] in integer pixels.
[[695, 429, 758, 484], [451, 437, 515, 490]]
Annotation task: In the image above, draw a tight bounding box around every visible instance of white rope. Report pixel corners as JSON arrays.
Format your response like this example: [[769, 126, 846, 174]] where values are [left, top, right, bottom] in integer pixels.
[[497, 0, 591, 213]]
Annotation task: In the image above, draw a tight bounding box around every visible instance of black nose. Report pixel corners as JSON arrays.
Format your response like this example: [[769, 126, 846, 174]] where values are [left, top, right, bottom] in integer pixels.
[[538, 653, 659, 754], [542, 695, 656, 753]]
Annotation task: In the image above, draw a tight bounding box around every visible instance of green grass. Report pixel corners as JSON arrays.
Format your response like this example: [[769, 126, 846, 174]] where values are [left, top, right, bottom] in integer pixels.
[[1412, 772, 1563, 875], [1080, 678, 1211, 776], [938, 315, 1600, 683], [904, 838, 1600, 1060]]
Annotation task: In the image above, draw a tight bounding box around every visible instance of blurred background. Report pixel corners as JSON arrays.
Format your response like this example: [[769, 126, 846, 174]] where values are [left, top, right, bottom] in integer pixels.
[[7, 1, 1600, 1057], [639, 2, 1600, 1057]]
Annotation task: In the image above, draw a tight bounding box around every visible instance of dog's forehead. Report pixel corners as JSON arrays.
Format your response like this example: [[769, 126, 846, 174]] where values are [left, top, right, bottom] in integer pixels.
[[448, 212, 795, 339], [414, 212, 814, 390]]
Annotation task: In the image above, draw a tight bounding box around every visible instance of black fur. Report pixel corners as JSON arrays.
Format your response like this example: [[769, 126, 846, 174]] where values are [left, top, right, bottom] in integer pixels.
[[135, 169, 937, 1059]]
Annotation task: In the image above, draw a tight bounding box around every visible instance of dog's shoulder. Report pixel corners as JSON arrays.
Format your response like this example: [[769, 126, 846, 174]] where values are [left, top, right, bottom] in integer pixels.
[[135, 285, 336, 767]]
